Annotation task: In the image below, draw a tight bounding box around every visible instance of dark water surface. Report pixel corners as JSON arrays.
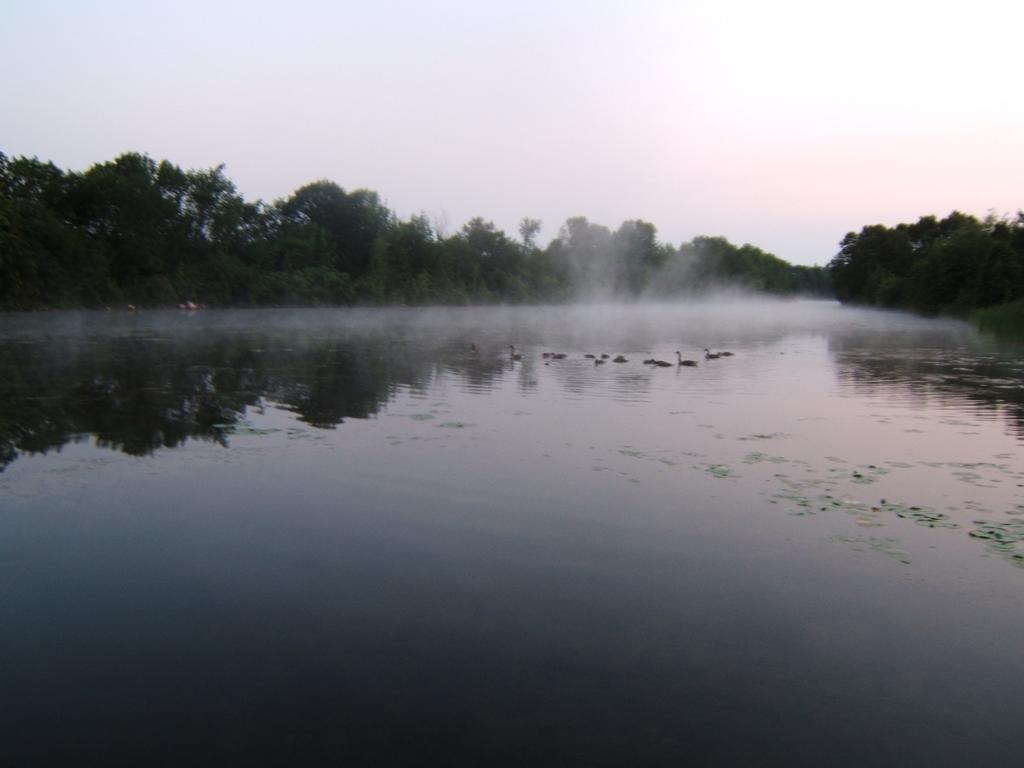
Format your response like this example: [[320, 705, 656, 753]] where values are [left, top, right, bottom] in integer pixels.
[[2, 302, 1023, 766]]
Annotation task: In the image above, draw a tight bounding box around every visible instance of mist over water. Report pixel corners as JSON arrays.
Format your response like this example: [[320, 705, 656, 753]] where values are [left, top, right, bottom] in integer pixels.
[[0, 295, 972, 364], [2, 299, 1023, 766]]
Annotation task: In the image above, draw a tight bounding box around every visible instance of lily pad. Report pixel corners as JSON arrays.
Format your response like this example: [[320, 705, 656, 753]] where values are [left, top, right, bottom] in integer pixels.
[[968, 520, 1024, 567], [969, 519, 1024, 545], [704, 463, 739, 479], [890, 504, 958, 529]]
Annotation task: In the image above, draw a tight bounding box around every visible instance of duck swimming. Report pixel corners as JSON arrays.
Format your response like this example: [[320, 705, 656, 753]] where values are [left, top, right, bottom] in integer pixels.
[[613, 355, 628, 363], [509, 345, 523, 361], [676, 351, 698, 367], [704, 348, 721, 360]]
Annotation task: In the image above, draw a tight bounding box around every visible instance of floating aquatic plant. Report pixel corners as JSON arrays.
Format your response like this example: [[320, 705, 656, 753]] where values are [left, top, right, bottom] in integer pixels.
[[743, 452, 789, 465], [851, 465, 889, 484], [889, 504, 958, 528], [968, 520, 1024, 568], [771, 491, 815, 514], [739, 432, 790, 441], [969, 519, 1024, 545], [831, 535, 911, 565], [704, 463, 739, 479]]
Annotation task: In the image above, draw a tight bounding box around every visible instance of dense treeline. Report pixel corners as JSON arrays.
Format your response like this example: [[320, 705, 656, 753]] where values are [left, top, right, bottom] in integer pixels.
[[828, 211, 1024, 314], [0, 151, 828, 309]]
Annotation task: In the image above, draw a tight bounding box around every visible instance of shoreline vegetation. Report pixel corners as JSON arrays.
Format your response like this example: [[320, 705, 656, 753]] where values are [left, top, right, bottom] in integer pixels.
[[972, 301, 1024, 338], [1, 151, 828, 311], [827, 211, 1024, 336]]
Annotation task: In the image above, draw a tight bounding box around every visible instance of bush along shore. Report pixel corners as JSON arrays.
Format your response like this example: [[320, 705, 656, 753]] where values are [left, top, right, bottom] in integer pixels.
[[971, 301, 1024, 338]]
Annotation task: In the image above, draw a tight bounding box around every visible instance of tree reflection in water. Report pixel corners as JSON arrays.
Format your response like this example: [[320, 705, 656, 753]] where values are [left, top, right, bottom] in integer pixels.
[[828, 333, 1024, 439], [0, 328, 509, 470], [3, 306, 1022, 471]]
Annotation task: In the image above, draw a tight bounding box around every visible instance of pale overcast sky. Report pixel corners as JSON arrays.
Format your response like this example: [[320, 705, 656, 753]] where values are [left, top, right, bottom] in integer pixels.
[[3, 0, 1022, 264]]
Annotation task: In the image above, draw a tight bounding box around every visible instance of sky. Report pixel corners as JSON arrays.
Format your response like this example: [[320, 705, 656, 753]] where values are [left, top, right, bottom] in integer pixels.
[[2, 0, 1022, 265]]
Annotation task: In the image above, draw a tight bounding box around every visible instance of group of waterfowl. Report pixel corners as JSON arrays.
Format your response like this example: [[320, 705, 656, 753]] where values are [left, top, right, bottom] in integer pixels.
[[702, 347, 734, 360], [503, 345, 733, 367]]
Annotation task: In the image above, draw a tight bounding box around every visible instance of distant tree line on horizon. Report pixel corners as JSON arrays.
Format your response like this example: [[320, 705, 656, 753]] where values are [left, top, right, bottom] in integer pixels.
[[828, 211, 1024, 315], [0, 151, 830, 310]]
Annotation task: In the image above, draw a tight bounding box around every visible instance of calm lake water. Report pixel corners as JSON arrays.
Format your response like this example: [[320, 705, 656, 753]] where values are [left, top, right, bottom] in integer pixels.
[[2, 301, 1023, 766]]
